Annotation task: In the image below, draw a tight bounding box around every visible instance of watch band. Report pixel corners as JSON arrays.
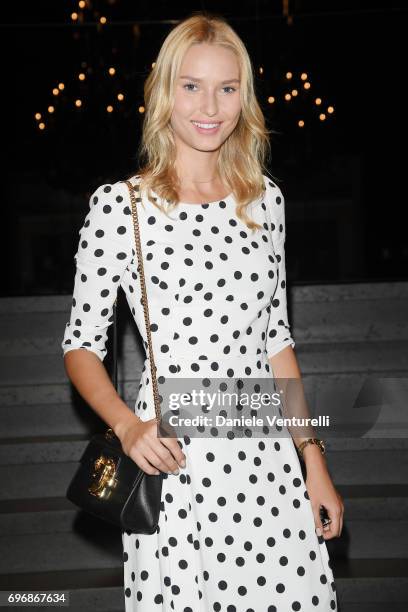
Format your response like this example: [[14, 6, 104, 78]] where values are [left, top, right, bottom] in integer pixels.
[[297, 438, 326, 460]]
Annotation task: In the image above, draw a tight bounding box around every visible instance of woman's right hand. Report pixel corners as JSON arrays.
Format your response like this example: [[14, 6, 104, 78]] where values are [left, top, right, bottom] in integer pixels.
[[117, 416, 187, 476]]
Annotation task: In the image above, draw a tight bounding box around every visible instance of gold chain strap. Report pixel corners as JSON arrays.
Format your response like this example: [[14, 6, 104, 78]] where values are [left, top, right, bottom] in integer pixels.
[[104, 179, 161, 440], [124, 179, 162, 423]]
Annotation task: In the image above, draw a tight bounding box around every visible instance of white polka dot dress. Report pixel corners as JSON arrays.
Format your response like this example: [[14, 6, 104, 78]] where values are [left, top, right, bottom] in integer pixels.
[[62, 174, 338, 611]]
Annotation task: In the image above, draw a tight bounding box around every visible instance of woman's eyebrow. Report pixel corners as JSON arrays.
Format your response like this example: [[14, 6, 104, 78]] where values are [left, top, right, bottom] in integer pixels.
[[179, 75, 240, 84]]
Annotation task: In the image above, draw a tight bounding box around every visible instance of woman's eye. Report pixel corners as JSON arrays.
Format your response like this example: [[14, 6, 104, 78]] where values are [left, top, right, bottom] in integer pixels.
[[183, 83, 237, 93]]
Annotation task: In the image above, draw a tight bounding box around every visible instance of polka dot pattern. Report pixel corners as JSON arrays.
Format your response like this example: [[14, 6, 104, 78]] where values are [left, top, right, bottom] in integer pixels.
[[61, 175, 337, 610]]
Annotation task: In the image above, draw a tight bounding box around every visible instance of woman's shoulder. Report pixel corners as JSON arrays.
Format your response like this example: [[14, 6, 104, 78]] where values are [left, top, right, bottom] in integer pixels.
[[84, 176, 144, 220], [81, 179, 134, 232], [261, 173, 286, 241], [262, 173, 284, 201], [88, 177, 136, 203], [73, 179, 135, 264]]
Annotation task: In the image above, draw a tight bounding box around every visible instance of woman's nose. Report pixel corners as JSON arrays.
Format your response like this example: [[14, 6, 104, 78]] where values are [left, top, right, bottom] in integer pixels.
[[200, 91, 219, 115]]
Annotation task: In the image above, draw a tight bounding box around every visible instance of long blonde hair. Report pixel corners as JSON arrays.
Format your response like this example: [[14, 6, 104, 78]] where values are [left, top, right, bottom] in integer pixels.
[[129, 11, 275, 231]]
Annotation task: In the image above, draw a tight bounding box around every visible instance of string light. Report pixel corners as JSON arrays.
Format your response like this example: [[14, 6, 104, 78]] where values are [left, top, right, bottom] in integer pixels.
[[35, 8, 137, 131], [262, 71, 335, 129], [35, 6, 336, 134]]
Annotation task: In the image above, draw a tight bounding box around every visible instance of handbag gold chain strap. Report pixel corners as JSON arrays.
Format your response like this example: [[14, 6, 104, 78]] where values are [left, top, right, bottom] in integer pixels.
[[125, 179, 162, 423], [105, 179, 162, 439]]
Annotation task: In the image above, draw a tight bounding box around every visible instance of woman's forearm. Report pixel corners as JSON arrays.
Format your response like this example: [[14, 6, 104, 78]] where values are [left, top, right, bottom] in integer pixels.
[[268, 345, 327, 468], [268, 344, 301, 379], [63, 349, 139, 436]]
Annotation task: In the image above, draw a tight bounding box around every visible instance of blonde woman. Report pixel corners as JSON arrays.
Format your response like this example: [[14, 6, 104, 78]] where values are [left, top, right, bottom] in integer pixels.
[[62, 11, 343, 611]]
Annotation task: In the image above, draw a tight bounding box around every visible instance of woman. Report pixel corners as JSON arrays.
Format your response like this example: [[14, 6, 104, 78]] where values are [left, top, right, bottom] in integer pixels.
[[62, 12, 344, 611]]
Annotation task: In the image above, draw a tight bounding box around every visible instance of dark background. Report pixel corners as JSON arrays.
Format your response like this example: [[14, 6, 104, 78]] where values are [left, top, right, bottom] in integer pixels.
[[2, 0, 406, 296]]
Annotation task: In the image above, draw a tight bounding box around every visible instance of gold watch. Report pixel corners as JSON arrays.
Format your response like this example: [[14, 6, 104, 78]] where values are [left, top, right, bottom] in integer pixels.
[[297, 438, 325, 460]]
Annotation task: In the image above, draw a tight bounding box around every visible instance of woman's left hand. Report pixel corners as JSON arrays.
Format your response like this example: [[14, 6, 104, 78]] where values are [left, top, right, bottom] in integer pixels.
[[305, 455, 345, 540]]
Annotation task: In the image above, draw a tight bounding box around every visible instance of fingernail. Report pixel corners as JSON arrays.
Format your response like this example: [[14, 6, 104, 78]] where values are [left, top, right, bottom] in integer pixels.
[[172, 469, 180, 475], [316, 527, 322, 536], [180, 459, 186, 468]]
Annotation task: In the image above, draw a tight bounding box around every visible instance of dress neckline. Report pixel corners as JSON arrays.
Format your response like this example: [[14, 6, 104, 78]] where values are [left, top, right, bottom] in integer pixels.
[[129, 177, 234, 209], [176, 191, 234, 208]]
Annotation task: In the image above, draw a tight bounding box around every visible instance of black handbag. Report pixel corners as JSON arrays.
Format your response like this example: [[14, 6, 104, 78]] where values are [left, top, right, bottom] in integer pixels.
[[66, 179, 164, 534]]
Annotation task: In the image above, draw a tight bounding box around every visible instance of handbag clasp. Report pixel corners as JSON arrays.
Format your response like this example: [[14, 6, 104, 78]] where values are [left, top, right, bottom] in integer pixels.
[[88, 455, 118, 499]]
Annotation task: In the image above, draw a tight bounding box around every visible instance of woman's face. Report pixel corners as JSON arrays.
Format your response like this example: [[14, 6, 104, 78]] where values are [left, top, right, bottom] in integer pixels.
[[170, 42, 242, 153]]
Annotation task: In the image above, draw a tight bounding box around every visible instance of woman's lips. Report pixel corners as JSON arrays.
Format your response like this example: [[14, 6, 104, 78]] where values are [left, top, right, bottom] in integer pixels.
[[191, 121, 222, 135]]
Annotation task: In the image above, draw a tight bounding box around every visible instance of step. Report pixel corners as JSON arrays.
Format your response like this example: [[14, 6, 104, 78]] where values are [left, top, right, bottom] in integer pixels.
[[0, 530, 122, 574], [324, 484, 408, 560], [0, 569, 124, 612], [0, 559, 407, 611], [1, 283, 408, 356], [0, 437, 407, 501], [2, 373, 407, 446], [1, 339, 408, 388], [0, 463, 77, 500], [1, 436, 407, 467], [339, 484, 408, 520], [1, 371, 407, 417], [325, 447, 408, 485], [0, 497, 78, 536], [291, 281, 408, 344], [0, 403, 101, 439], [0, 380, 141, 409], [2, 454, 406, 502], [333, 558, 408, 603], [340, 606, 407, 612], [327, 519, 408, 560], [1, 485, 407, 561], [295, 339, 408, 375]]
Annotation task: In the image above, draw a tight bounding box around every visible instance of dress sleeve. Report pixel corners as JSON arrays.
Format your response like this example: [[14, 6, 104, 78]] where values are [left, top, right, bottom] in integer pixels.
[[265, 180, 296, 358], [61, 182, 133, 362]]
